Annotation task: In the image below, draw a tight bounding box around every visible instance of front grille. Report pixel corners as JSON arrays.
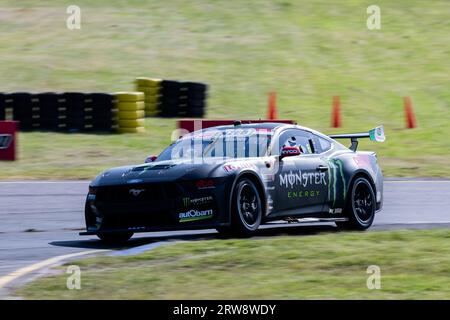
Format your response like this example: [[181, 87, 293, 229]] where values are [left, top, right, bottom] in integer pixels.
[[96, 182, 181, 203], [92, 182, 185, 229]]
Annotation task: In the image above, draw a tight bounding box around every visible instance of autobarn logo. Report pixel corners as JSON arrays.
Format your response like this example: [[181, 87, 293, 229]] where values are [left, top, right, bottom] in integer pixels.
[[0, 134, 12, 150], [280, 170, 327, 188], [129, 188, 145, 196], [179, 209, 213, 222], [182, 196, 213, 207]]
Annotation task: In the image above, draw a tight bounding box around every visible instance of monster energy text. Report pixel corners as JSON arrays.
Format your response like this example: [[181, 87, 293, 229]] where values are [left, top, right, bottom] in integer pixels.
[[280, 170, 327, 188]]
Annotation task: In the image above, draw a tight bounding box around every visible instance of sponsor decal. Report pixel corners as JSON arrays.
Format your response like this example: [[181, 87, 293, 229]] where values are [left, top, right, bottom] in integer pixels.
[[182, 196, 213, 207], [327, 158, 346, 207], [353, 154, 371, 167], [179, 209, 213, 222], [369, 125, 385, 142], [279, 170, 327, 188], [0, 134, 12, 150], [287, 190, 321, 199], [223, 162, 256, 172], [196, 179, 215, 189], [129, 188, 145, 196]]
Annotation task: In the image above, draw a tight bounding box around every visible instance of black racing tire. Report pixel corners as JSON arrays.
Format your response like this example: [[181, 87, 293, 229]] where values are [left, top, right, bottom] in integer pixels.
[[336, 177, 376, 230], [97, 232, 133, 243], [217, 178, 262, 237]]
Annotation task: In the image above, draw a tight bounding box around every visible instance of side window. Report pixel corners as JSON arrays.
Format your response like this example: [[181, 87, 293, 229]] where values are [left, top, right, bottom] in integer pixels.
[[313, 134, 332, 153], [278, 129, 314, 154]]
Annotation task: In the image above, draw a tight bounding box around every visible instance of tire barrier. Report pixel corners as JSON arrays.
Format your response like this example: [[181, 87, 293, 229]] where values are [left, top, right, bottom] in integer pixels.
[[0, 94, 5, 121], [135, 77, 161, 117], [134, 78, 208, 118], [115, 92, 145, 133], [0, 92, 117, 132]]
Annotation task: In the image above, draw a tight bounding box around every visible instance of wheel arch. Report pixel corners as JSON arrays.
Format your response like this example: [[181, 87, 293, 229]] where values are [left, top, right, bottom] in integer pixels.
[[229, 170, 267, 218], [346, 170, 377, 202]]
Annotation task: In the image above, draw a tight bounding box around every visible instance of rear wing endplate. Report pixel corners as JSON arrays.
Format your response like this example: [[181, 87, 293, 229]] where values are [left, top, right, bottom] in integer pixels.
[[329, 125, 385, 151]]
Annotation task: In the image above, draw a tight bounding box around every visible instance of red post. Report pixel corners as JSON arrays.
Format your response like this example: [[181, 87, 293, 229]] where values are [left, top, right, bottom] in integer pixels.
[[267, 91, 277, 120], [0, 121, 18, 161], [332, 96, 341, 128], [404, 96, 417, 129]]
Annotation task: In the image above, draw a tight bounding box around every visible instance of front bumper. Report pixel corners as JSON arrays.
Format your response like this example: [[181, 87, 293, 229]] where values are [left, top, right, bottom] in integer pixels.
[[81, 179, 231, 235]]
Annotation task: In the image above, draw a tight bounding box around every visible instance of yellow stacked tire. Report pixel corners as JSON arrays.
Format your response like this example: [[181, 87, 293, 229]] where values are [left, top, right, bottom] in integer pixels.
[[135, 78, 162, 117], [118, 110, 145, 119], [115, 92, 145, 133], [135, 77, 162, 88]]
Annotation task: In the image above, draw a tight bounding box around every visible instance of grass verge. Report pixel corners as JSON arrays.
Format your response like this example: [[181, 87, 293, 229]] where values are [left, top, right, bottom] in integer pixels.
[[18, 229, 450, 299]]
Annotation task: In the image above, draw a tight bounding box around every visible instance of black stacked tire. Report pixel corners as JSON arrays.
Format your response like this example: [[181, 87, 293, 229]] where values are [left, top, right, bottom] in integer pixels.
[[86, 93, 117, 131], [183, 82, 207, 118], [0, 93, 5, 120], [10, 92, 37, 131], [63, 92, 88, 131], [36, 92, 64, 131], [160, 80, 181, 117]]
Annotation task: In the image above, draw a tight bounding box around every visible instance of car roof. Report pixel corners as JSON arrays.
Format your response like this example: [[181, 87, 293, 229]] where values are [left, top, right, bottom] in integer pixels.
[[205, 122, 291, 131]]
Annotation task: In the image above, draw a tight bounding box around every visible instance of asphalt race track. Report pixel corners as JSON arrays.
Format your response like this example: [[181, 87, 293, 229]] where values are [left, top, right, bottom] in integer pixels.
[[1, 179, 449, 297]]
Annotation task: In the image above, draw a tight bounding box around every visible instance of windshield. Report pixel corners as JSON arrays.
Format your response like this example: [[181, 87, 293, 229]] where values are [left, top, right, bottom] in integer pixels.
[[157, 128, 272, 161]]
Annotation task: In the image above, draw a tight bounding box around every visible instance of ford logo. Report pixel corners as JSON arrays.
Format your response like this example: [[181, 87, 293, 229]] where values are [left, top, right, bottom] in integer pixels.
[[129, 189, 145, 196]]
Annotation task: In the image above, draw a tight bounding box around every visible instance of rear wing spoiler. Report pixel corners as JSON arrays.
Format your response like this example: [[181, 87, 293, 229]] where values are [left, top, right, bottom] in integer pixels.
[[329, 125, 385, 151]]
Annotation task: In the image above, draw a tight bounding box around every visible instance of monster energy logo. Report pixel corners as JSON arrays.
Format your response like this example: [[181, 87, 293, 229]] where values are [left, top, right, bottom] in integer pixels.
[[327, 158, 347, 207], [279, 170, 327, 188], [182, 196, 213, 207]]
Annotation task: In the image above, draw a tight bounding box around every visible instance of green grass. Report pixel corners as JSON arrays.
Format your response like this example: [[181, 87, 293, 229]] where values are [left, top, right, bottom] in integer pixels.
[[0, 0, 449, 179], [18, 229, 450, 299]]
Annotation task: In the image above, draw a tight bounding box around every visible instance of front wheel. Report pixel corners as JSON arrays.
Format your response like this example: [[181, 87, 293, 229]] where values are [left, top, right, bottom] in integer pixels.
[[216, 178, 262, 237], [336, 177, 376, 230], [97, 232, 133, 243]]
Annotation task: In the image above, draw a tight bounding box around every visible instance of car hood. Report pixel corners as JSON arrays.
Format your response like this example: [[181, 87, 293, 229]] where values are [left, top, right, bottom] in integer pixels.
[[91, 158, 230, 186]]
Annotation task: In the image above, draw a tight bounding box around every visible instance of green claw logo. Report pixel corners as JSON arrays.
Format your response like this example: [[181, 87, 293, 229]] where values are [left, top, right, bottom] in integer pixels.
[[327, 158, 346, 207]]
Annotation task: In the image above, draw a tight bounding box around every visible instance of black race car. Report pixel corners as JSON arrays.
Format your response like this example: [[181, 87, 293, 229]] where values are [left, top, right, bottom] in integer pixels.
[[81, 122, 385, 242]]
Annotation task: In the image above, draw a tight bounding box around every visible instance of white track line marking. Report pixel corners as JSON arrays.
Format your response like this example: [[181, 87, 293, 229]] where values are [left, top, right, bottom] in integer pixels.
[[384, 181, 450, 183], [0, 250, 108, 289]]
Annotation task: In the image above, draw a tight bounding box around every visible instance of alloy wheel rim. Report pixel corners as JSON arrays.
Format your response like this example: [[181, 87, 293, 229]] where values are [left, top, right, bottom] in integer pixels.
[[353, 181, 374, 223], [237, 183, 259, 227]]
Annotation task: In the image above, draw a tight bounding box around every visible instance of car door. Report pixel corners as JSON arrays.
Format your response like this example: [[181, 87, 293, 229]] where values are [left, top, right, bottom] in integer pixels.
[[271, 129, 329, 216]]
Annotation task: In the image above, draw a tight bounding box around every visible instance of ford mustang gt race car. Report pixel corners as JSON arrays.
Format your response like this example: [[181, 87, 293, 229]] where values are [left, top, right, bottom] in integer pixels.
[[81, 122, 385, 242]]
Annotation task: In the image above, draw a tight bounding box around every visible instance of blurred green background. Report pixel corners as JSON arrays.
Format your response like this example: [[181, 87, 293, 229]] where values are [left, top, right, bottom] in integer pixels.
[[0, 0, 448, 179]]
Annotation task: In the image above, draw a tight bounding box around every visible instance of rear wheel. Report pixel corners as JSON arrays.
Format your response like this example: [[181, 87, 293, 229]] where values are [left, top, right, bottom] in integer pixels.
[[336, 177, 376, 230], [216, 178, 262, 237], [97, 232, 133, 243]]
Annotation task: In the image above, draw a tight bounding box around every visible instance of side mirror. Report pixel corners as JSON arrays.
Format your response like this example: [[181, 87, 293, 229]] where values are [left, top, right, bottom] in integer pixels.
[[280, 146, 301, 160], [145, 155, 158, 163]]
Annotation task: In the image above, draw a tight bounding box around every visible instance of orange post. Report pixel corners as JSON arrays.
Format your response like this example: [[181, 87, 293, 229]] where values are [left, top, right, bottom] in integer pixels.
[[267, 91, 277, 120], [404, 96, 417, 129], [332, 96, 341, 128]]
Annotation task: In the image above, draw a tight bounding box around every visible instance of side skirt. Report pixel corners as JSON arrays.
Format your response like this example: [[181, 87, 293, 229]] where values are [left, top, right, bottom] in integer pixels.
[[264, 217, 349, 225]]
